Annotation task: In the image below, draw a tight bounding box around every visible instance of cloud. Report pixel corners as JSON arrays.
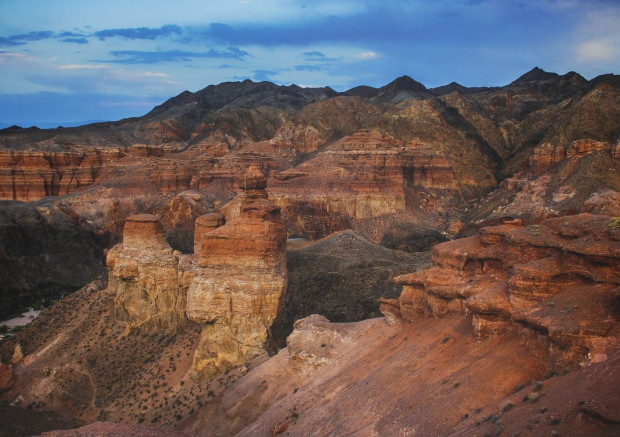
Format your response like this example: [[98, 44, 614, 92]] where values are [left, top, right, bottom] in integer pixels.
[[0, 50, 38, 64], [357, 51, 378, 60], [57, 31, 84, 38], [252, 69, 278, 81], [0, 49, 180, 97], [93, 24, 182, 41], [1, 25, 185, 47], [303, 51, 326, 58], [59, 64, 109, 70], [571, 6, 620, 69], [576, 40, 615, 62], [295, 64, 330, 72], [59, 37, 89, 44], [105, 47, 250, 64], [0, 30, 55, 46]]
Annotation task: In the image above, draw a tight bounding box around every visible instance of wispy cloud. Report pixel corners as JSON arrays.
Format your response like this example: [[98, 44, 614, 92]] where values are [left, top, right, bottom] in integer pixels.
[[576, 40, 615, 62], [0, 30, 55, 46], [93, 24, 182, 41], [105, 47, 250, 64], [295, 64, 330, 72], [59, 37, 89, 44], [59, 64, 108, 70], [0, 25, 185, 47], [357, 51, 378, 60], [303, 51, 326, 58]]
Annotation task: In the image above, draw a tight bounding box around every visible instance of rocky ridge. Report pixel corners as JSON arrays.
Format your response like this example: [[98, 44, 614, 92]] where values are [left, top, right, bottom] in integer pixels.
[[382, 213, 620, 371]]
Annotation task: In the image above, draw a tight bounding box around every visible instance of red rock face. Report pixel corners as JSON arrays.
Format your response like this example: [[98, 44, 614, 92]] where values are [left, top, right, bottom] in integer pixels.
[[193, 213, 225, 256], [0, 362, 13, 391], [268, 130, 458, 239], [389, 213, 620, 370], [0, 150, 115, 201], [187, 165, 287, 379], [528, 143, 566, 175], [120, 214, 168, 250]]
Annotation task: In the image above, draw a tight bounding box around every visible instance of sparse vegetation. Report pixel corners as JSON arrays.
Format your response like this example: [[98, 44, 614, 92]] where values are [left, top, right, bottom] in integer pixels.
[[606, 217, 620, 230]]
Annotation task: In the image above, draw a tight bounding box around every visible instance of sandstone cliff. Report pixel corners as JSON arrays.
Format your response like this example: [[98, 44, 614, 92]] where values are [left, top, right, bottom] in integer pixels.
[[384, 213, 620, 371], [187, 165, 287, 379]]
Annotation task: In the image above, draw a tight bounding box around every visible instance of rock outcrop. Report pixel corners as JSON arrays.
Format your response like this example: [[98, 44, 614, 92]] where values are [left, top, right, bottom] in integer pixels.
[[0, 362, 13, 391], [105, 166, 286, 377], [107, 214, 187, 332], [385, 213, 620, 370], [187, 165, 287, 379]]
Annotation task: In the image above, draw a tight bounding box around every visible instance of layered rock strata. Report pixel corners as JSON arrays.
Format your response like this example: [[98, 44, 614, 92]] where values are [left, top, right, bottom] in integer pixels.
[[187, 165, 287, 379], [383, 213, 620, 370], [107, 214, 187, 332], [269, 130, 459, 239], [0, 149, 123, 201]]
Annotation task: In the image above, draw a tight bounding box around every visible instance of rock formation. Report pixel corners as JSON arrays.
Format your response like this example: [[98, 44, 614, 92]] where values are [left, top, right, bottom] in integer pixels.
[[107, 214, 187, 332], [0, 362, 13, 391], [187, 165, 287, 379], [193, 212, 225, 256], [384, 213, 620, 370], [268, 129, 460, 241]]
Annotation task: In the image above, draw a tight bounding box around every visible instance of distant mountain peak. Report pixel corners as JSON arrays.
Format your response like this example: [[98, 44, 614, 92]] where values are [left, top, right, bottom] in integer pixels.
[[511, 67, 560, 85], [381, 75, 427, 93]]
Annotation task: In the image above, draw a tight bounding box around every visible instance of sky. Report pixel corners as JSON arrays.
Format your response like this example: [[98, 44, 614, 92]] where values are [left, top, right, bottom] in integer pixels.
[[0, 0, 618, 128]]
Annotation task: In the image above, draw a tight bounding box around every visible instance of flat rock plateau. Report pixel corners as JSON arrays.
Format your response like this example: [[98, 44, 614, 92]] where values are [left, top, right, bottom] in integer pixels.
[[0, 68, 619, 436]]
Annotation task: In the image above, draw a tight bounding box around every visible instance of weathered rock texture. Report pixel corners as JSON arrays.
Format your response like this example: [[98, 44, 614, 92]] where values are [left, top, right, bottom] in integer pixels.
[[187, 165, 287, 379], [386, 213, 620, 371], [105, 166, 287, 378], [193, 212, 225, 256], [107, 214, 187, 332], [0, 362, 13, 391], [1, 69, 619, 321], [268, 129, 460, 240]]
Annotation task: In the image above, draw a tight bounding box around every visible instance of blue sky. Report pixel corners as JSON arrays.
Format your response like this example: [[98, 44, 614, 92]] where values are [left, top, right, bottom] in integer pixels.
[[0, 0, 618, 128]]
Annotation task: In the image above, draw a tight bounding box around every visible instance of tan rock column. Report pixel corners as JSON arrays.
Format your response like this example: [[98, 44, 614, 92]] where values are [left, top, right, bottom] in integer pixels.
[[107, 214, 186, 332], [187, 165, 287, 379]]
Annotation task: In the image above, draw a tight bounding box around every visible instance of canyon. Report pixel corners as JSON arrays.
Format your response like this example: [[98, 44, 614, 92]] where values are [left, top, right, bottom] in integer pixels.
[[0, 68, 619, 436]]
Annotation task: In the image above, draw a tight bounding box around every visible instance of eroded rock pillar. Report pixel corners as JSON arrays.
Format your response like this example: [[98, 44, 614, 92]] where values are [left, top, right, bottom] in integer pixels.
[[187, 165, 287, 379], [107, 214, 187, 332]]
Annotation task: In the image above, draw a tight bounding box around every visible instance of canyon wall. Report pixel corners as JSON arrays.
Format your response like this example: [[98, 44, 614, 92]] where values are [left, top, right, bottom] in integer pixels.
[[382, 213, 620, 370]]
